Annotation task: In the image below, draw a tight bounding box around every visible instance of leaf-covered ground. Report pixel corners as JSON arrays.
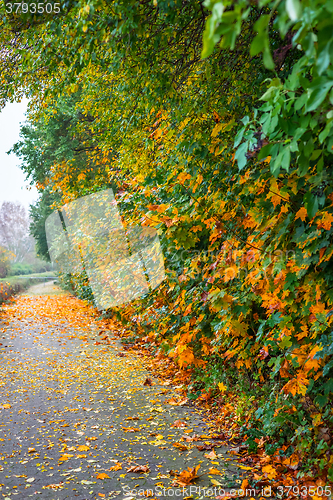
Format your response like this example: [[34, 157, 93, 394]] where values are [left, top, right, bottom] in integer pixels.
[[0, 287, 243, 499]]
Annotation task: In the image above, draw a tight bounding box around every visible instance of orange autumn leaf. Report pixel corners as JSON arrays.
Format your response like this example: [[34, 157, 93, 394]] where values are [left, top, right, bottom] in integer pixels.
[[295, 206, 307, 221], [262, 464, 278, 479], [173, 442, 188, 451], [223, 266, 238, 282], [77, 444, 90, 451], [171, 465, 200, 487], [317, 211, 333, 230], [109, 463, 122, 471], [96, 473, 110, 480], [58, 454, 74, 461], [209, 467, 223, 475], [126, 465, 150, 473], [171, 420, 186, 428]]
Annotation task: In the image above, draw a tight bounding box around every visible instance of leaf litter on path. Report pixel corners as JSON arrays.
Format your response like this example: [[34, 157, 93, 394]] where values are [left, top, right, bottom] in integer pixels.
[[0, 290, 243, 498]]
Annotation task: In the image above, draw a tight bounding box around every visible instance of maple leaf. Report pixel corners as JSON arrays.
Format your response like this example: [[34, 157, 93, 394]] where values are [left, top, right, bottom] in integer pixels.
[[171, 465, 200, 487], [218, 382, 227, 393], [223, 266, 237, 282], [171, 420, 186, 428], [262, 464, 277, 479], [96, 473, 110, 480], [204, 450, 217, 460], [295, 206, 307, 221], [126, 465, 150, 473], [143, 377, 153, 386], [316, 211, 333, 230], [2, 403, 11, 409]]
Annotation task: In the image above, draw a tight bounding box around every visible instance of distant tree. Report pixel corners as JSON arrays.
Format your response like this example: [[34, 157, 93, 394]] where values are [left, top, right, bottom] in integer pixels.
[[0, 201, 34, 262], [29, 189, 58, 261], [0, 246, 15, 278]]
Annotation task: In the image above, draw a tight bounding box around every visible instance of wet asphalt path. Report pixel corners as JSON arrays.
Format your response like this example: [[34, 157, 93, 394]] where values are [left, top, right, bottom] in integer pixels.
[[0, 287, 241, 499]]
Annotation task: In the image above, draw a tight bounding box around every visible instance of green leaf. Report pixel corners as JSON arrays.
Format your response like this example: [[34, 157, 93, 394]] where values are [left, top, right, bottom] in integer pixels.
[[305, 81, 333, 113], [201, 1, 225, 58], [271, 145, 291, 177], [279, 336, 292, 349], [250, 33, 266, 57], [304, 192, 319, 219], [263, 47, 275, 70], [235, 141, 248, 170], [285, 0, 302, 21], [316, 42, 332, 76], [234, 127, 245, 148]]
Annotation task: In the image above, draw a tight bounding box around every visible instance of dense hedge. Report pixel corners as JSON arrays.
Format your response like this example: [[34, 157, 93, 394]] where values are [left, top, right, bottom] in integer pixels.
[[2, 0, 333, 484]]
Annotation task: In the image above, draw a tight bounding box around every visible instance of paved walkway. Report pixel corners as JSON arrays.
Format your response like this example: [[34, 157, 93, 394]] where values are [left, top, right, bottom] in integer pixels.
[[0, 287, 242, 499]]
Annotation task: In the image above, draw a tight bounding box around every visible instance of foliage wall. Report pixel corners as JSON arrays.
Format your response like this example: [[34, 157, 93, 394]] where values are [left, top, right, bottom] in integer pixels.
[[1, 0, 333, 482]]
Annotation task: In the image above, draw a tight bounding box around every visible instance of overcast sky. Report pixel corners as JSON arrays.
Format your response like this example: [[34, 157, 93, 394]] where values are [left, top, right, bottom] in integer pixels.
[[0, 99, 39, 212]]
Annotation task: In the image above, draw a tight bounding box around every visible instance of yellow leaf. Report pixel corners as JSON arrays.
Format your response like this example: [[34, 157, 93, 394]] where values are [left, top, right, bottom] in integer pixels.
[[209, 467, 223, 475], [58, 454, 74, 461], [2, 404, 11, 409], [218, 382, 227, 393], [77, 444, 90, 451], [211, 478, 223, 486], [211, 123, 223, 137]]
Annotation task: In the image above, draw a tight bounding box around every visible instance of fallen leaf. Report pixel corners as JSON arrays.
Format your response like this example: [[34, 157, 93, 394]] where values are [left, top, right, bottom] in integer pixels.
[[109, 463, 122, 471], [211, 478, 223, 486], [171, 420, 186, 428], [171, 465, 200, 487], [204, 450, 217, 460], [28, 448, 36, 453], [143, 378, 153, 386], [173, 442, 188, 451], [262, 464, 278, 479], [126, 465, 150, 473], [2, 403, 11, 409], [58, 454, 74, 461], [167, 397, 188, 406], [197, 444, 214, 451], [209, 467, 223, 475], [26, 477, 35, 483], [77, 444, 90, 451], [96, 473, 110, 479]]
